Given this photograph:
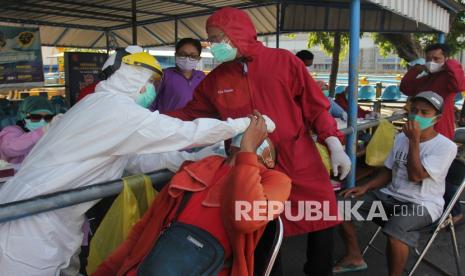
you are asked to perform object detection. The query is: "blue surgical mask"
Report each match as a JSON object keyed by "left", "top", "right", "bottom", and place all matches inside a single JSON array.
[
  {"left": 136, "top": 83, "right": 157, "bottom": 108},
  {"left": 25, "top": 119, "right": 47, "bottom": 131},
  {"left": 409, "top": 114, "right": 438, "bottom": 130},
  {"left": 210, "top": 42, "right": 237, "bottom": 63},
  {"left": 322, "top": 90, "right": 329, "bottom": 97}
]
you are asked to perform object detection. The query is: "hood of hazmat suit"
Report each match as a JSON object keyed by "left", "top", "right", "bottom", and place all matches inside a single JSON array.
[{"left": 0, "top": 45, "right": 260, "bottom": 275}]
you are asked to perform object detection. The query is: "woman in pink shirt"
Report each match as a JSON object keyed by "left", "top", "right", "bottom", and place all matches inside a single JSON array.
[{"left": 0, "top": 96, "right": 54, "bottom": 164}]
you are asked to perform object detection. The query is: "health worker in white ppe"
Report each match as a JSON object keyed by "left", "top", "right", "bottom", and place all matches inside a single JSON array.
[{"left": 0, "top": 46, "right": 275, "bottom": 276}]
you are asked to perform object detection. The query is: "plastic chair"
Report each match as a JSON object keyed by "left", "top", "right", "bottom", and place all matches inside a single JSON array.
[
  {"left": 358, "top": 85, "right": 376, "bottom": 101},
  {"left": 362, "top": 158, "right": 465, "bottom": 276},
  {"left": 254, "top": 217, "right": 284, "bottom": 276},
  {"left": 335, "top": 85, "right": 347, "bottom": 95},
  {"left": 380, "top": 85, "right": 401, "bottom": 101}
]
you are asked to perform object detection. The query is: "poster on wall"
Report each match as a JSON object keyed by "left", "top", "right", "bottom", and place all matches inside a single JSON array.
[
  {"left": 64, "top": 52, "right": 107, "bottom": 106},
  {"left": 0, "top": 26, "right": 44, "bottom": 90}
]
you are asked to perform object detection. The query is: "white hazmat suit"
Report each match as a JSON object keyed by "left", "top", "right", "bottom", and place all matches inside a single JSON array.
[{"left": 0, "top": 51, "right": 265, "bottom": 275}]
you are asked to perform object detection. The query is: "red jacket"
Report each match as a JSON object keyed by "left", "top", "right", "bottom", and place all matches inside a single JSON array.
[
  {"left": 167, "top": 7, "right": 342, "bottom": 235},
  {"left": 77, "top": 82, "right": 99, "bottom": 102},
  {"left": 93, "top": 153, "right": 291, "bottom": 276},
  {"left": 334, "top": 93, "right": 370, "bottom": 118},
  {"left": 400, "top": 59, "right": 465, "bottom": 139}
]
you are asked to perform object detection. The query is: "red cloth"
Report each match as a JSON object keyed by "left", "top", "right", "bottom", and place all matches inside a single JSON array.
[
  {"left": 167, "top": 7, "right": 343, "bottom": 235},
  {"left": 334, "top": 93, "right": 370, "bottom": 118},
  {"left": 400, "top": 59, "right": 465, "bottom": 140},
  {"left": 77, "top": 82, "right": 99, "bottom": 102},
  {"left": 93, "top": 153, "right": 291, "bottom": 276},
  {"left": 177, "top": 165, "right": 232, "bottom": 270}
]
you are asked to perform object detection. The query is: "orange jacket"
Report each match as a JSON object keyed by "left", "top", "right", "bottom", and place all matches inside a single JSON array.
[{"left": 93, "top": 153, "right": 291, "bottom": 276}]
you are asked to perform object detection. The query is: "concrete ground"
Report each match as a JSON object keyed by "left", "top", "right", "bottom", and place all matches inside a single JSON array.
[{"left": 281, "top": 198, "right": 465, "bottom": 276}]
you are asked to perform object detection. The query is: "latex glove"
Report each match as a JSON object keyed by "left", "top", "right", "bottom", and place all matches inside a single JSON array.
[
  {"left": 325, "top": 136, "right": 351, "bottom": 180},
  {"left": 228, "top": 114, "right": 276, "bottom": 135}
]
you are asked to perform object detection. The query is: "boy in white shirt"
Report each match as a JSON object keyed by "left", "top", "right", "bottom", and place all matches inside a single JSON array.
[{"left": 334, "top": 91, "right": 457, "bottom": 276}]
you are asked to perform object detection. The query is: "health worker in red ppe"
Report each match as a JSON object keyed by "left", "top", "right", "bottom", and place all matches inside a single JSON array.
[{"left": 167, "top": 7, "right": 351, "bottom": 275}]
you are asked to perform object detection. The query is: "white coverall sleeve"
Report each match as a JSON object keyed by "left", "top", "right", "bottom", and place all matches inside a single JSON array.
[
  {"left": 125, "top": 145, "right": 222, "bottom": 173},
  {"left": 114, "top": 111, "right": 249, "bottom": 156}
]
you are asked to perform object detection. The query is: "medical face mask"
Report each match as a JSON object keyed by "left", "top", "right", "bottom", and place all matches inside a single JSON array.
[
  {"left": 210, "top": 42, "right": 237, "bottom": 63},
  {"left": 176, "top": 56, "right": 199, "bottom": 72},
  {"left": 231, "top": 134, "right": 271, "bottom": 158},
  {"left": 136, "top": 83, "right": 157, "bottom": 108},
  {"left": 322, "top": 89, "right": 329, "bottom": 97},
  {"left": 25, "top": 118, "right": 47, "bottom": 131},
  {"left": 425, "top": 61, "right": 444, "bottom": 73},
  {"left": 409, "top": 114, "right": 438, "bottom": 130}
]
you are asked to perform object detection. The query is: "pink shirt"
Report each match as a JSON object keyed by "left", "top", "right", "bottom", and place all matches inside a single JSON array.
[{"left": 0, "top": 125, "right": 44, "bottom": 164}]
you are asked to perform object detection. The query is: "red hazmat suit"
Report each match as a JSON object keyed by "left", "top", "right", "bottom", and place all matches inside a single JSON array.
[
  {"left": 400, "top": 59, "right": 465, "bottom": 140},
  {"left": 167, "top": 7, "right": 343, "bottom": 235}
]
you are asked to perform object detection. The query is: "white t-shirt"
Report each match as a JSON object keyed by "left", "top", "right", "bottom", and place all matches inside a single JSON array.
[{"left": 381, "top": 133, "right": 457, "bottom": 221}]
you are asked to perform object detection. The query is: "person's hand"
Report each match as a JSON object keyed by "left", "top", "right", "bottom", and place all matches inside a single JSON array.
[
  {"left": 240, "top": 110, "right": 267, "bottom": 153},
  {"left": 403, "top": 119, "right": 421, "bottom": 142},
  {"left": 413, "top": 64, "right": 427, "bottom": 72},
  {"left": 339, "top": 186, "right": 368, "bottom": 198},
  {"left": 325, "top": 136, "right": 352, "bottom": 180}
]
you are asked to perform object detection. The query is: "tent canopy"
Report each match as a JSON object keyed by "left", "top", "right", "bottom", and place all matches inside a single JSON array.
[{"left": 0, "top": 0, "right": 462, "bottom": 48}]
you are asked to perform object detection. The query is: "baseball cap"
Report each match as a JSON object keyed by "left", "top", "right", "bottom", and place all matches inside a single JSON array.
[{"left": 412, "top": 91, "right": 443, "bottom": 113}]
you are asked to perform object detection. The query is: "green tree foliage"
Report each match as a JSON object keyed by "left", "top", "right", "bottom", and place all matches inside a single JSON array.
[{"left": 307, "top": 32, "right": 349, "bottom": 59}]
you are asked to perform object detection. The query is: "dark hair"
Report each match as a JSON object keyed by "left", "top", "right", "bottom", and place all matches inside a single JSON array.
[
  {"left": 296, "top": 50, "right": 314, "bottom": 61},
  {"left": 425, "top": 43, "right": 450, "bottom": 57},
  {"left": 175, "top": 38, "right": 202, "bottom": 55}
]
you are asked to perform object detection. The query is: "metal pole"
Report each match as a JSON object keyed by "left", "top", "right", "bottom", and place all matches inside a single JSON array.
[
  {"left": 0, "top": 170, "right": 174, "bottom": 223},
  {"left": 131, "top": 0, "right": 137, "bottom": 45},
  {"left": 276, "top": 3, "right": 280, "bottom": 48},
  {"left": 105, "top": 31, "right": 110, "bottom": 55},
  {"left": 438, "top": 33, "right": 446, "bottom": 43},
  {"left": 174, "top": 17, "right": 178, "bottom": 44},
  {"left": 345, "top": 0, "right": 360, "bottom": 188}
]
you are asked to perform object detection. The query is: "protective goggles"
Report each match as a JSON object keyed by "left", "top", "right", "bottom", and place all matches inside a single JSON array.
[{"left": 26, "top": 114, "right": 54, "bottom": 122}]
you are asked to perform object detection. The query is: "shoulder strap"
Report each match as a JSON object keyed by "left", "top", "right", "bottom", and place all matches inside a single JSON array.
[{"left": 173, "top": 191, "right": 193, "bottom": 221}]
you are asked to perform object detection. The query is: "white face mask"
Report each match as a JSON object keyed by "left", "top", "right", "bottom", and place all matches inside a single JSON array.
[
  {"left": 425, "top": 61, "right": 444, "bottom": 73},
  {"left": 175, "top": 56, "right": 199, "bottom": 72}
]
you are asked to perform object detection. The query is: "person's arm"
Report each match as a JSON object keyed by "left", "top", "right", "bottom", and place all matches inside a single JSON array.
[
  {"left": 399, "top": 65, "right": 425, "bottom": 96},
  {"left": 165, "top": 77, "right": 219, "bottom": 120},
  {"left": 125, "top": 145, "right": 222, "bottom": 174},
  {"left": 444, "top": 59, "right": 465, "bottom": 94},
  {"left": 294, "top": 62, "right": 344, "bottom": 142},
  {"left": 0, "top": 126, "right": 44, "bottom": 158},
  {"left": 403, "top": 120, "right": 430, "bottom": 182},
  {"left": 112, "top": 108, "right": 251, "bottom": 156},
  {"left": 222, "top": 152, "right": 291, "bottom": 233},
  {"left": 340, "top": 167, "right": 392, "bottom": 198}
]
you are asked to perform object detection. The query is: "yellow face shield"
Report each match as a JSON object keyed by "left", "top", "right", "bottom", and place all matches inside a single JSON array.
[{"left": 122, "top": 52, "right": 163, "bottom": 81}]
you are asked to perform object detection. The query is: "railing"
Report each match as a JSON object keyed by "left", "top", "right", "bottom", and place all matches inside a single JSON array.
[{"left": 0, "top": 114, "right": 407, "bottom": 224}]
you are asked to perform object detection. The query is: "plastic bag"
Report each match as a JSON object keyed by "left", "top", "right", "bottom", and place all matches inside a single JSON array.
[
  {"left": 86, "top": 174, "right": 157, "bottom": 274},
  {"left": 365, "top": 120, "right": 397, "bottom": 167},
  {"left": 316, "top": 142, "right": 331, "bottom": 174}
]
